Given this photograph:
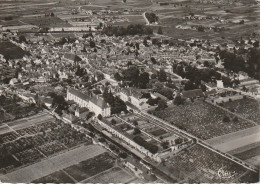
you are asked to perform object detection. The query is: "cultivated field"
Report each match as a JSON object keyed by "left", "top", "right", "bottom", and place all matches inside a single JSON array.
[
  {"left": 0, "top": 144, "right": 106, "bottom": 183},
  {"left": 63, "top": 152, "right": 116, "bottom": 182},
  {"left": 159, "top": 143, "right": 256, "bottom": 183},
  {"left": 222, "top": 98, "right": 260, "bottom": 124},
  {"left": 150, "top": 101, "right": 255, "bottom": 140},
  {"left": 0, "top": 113, "right": 92, "bottom": 174}
]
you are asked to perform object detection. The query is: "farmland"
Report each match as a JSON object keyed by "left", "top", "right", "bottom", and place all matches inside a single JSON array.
[
  {"left": 222, "top": 98, "right": 260, "bottom": 124},
  {"left": 150, "top": 101, "right": 255, "bottom": 140},
  {"left": 0, "top": 112, "right": 92, "bottom": 174},
  {"left": 159, "top": 143, "right": 255, "bottom": 183},
  {"left": 0, "top": 144, "right": 107, "bottom": 183}
]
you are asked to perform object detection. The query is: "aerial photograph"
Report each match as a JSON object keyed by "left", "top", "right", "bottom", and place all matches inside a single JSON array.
[{"left": 0, "top": 0, "right": 259, "bottom": 183}]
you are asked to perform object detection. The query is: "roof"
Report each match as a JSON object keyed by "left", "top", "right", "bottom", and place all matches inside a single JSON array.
[
  {"left": 42, "top": 97, "right": 53, "bottom": 104},
  {"left": 89, "top": 95, "right": 110, "bottom": 109},
  {"left": 182, "top": 89, "right": 204, "bottom": 99},
  {"left": 68, "top": 88, "right": 89, "bottom": 100},
  {"left": 76, "top": 107, "right": 89, "bottom": 113},
  {"left": 64, "top": 53, "right": 82, "bottom": 62}
]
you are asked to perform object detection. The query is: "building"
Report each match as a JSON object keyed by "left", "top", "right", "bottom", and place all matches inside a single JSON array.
[
  {"left": 120, "top": 88, "right": 148, "bottom": 110},
  {"left": 75, "top": 107, "right": 89, "bottom": 119},
  {"left": 67, "top": 88, "right": 111, "bottom": 117},
  {"left": 67, "top": 88, "right": 89, "bottom": 107},
  {"left": 88, "top": 95, "right": 111, "bottom": 117}
]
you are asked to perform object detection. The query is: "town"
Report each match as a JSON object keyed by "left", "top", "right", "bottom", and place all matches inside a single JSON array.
[{"left": 0, "top": 0, "right": 259, "bottom": 183}]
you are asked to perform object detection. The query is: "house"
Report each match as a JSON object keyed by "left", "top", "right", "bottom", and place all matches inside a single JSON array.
[
  {"left": 120, "top": 88, "right": 148, "bottom": 110},
  {"left": 75, "top": 107, "right": 89, "bottom": 119},
  {"left": 182, "top": 89, "right": 204, "bottom": 100},
  {"left": 63, "top": 53, "right": 82, "bottom": 65},
  {"left": 62, "top": 113, "right": 78, "bottom": 123},
  {"left": 42, "top": 97, "right": 53, "bottom": 109},
  {"left": 9, "top": 78, "right": 18, "bottom": 85}
]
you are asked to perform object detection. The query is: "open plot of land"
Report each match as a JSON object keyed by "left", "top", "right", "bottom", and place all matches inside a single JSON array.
[
  {"left": 151, "top": 101, "right": 255, "bottom": 140},
  {"left": 84, "top": 167, "right": 135, "bottom": 183},
  {"left": 222, "top": 98, "right": 260, "bottom": 124},
  {"left": 0, "top": 144, "right": 106, "bottom": 183}
]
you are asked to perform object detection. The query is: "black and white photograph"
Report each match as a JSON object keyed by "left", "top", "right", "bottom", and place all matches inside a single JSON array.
[{"left": 0, "top": 0, "right": 259, "bottom": 183}]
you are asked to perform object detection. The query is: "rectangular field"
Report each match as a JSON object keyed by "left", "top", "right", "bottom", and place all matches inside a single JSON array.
[
  {"left": 0, "top": 144, "right": 106, "bottom": 183},
  {"left": 84, "top": 167, "right": 135, "bottom": 183},
  {"left": 63, "top": 152, "right": 115, "bottom": 182},
  {"left": 150, "top": 101, "right": 255, "bottom": 140}
]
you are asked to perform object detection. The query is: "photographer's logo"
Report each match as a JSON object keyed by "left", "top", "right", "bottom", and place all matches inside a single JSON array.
[{"left": 217, "top": 167, "right": 236, "bottom": 179}]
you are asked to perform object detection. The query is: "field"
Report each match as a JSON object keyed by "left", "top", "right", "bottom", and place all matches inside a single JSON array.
[
  {"left": 0, "top": 41, "right": 29, "bottom": 60},
  {"left": 32, "top": 170, "right": 74, "bottom": 183},
  {"left": 0, "top": 144, "right": 106, "bottom": 183},
  {"left": 64, "top": 152, "right": 116, "bottom": 182},
  {"left": 0, "top": 112, "right": 92, "bottom": 174},
  {"left": 84, "top": 167, "right": 135, "bottom": 183},
  {"left": 150, "top": 101, "right": 255, "bottom": 140},
  {"left": 206, "top": 126, "right": 260, "bottom": 153},
  {"left": 159, "top": 143, "right": 255, "bottom": 183},
  {"left": 222, "top": 98, "right": 260, "bottom": 124},
  {"left": 87, "top": 0, "right": 152, "bottom": 10}
]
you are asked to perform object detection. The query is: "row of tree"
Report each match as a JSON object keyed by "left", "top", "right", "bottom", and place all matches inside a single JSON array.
[{"left": 102, "top": 24, "right": 153, "bottom": 36}]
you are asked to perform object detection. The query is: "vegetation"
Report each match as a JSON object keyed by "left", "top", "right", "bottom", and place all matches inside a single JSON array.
[
  {"left": 133, "top": 136, "right": 159, "bottom": 154},
  {"left": 103, "top": 24, "right": 153, "bottom": 36}
]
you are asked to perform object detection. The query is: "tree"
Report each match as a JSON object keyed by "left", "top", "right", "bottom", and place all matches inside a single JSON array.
[
  {"left": 19, "top": 35, "right": 27, "bottom": 43},
  {"left": 156, "top": 99, "right": 167, "bottom": 111},
  {"left": 157, "top": 26, "right": 163, "bottom": 35},
  {"left": 253, "top": 40, "right": 259, "bottom": 48},
  {"left": 161, "top": 141, "right": 169, "bottom": 149},
  {"left": 114, "top": 72, "right": 122, "bottom": 81},
  {"left": 158, "top": 69, "right": 167, "bottom": 82},
  {"left": 90, "top": 40, "right": 96, "bottom": 48},
  {"left": 119, "top": 152, "right": 128, "bottom": 159},
  {"left": 151, "top": 57, "right": 157, "bottom": 64},
  {"left": 223, "top": 115, "right": 230, "bottom": 123},
  {"left": 173, "top": 94, "right": 184, "bottom": 106},
  {"left": 139, "top": 72, "right": 150, "bottom": 88},
  {"left": 133, "top": 120, "right": 138, "bottom": 126},
  {"left": 97, "top": 114, "right": 103, "bottom": 120},
  {"left": 133, "top": 128, "right": 141, "bottom": 135},
  {"left": 111, "top": 119, "right": 117, "bottom": 125},
  {"left": 233, "top": 117, "right": 239, "bottom": 122}
]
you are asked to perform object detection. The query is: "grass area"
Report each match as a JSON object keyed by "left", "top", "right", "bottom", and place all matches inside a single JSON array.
[
  {"left": 0, "top": 41, "right": 29, "bottom": 60},
  {"left": 150, "top": 101, "right": 254, "bottom": 140}
]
